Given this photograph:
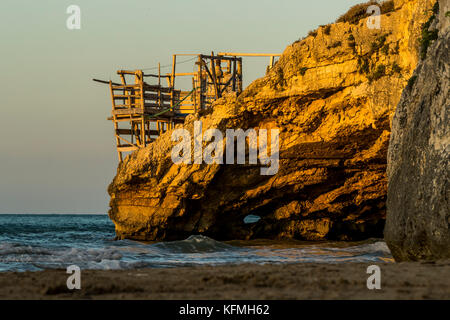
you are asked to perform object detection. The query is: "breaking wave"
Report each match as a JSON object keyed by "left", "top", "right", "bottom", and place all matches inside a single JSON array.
[{"left": 0, "top": 215, "right": 394, "bottom": 272}]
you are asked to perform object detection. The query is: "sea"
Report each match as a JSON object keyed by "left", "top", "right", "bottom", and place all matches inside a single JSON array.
[{"left": 0, "top": 214, "right": 394, "bottom": 272}]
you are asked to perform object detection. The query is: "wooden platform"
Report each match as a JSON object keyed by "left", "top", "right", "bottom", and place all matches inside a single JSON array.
[{"left": 95, "top": 52, "right": 280, "bottom": 162}]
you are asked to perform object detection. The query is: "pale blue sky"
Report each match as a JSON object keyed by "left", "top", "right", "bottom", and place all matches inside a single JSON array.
[{"left": 0, "top": 0, "right": 363, "bottom": 213}]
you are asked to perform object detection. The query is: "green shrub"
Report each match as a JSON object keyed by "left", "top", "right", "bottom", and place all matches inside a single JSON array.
[
  {"left": 381, "top": 44, "right": 390, "bottom": 55},
  {"left": 337, "top": 2, "right": 373, "bottom": 24},
  {"left": 336, "top": 0, "right": 395, "bottom": 24},
  {"left": 369, "top": 64, "right": 386, "bottom": 81},
  {"left": 380, "top": 1, "right": 395, "bottom": 13},
  {"left": 328, "top": 41, "right": 342, "bottom": 49},
  {"left": 357, "top": 56, "right": 370, "bottom": 75},
  {"left": 391, "top": 62, "right": 401, "bottom": 74},
  {"left": 370, "top": 34, "right": 388, "bottom": 54},
  {"left": 419, "top": 14, "right": 438, "bottom": 60},
  {"left": 432, "top": 1, "right": 439, "bottom": 15},
  {"left": 420, "top": 28, "right": 438, "bottom": 60},
  {"left": 347, "top": 34, "right": 356, "bottom": 50},
  {"left": 300, "top": 67, "right": 308, "bottom": 76},
  {"left": 446, "top": 11, "right": 450, "bottom": 17},
  {"left": 308, "top": 30, "right": 318, "bottom": 37}
]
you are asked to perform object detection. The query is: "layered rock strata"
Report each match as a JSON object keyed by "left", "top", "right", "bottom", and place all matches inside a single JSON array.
[{"left": 108, "top": 0, "right": 436, "bottom": 241}]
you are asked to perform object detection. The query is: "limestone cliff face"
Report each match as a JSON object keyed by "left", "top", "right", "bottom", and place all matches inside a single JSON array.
[
  {"left": 108, "top": 0, "right": 436, "bottom": 241},
  {"left": 385, "top": 0, "right": 449, "bottom": 261}
]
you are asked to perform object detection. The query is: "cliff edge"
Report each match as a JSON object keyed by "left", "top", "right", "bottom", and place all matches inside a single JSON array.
[
  {"left": 385, "top": 0, "right": 449, "bottom": 261},
  {"left": 108, "top": 0, "right": 436, "bottom": 241}
]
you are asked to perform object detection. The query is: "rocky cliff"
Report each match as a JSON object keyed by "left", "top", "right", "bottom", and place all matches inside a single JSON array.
[
  {"left": 385, "top": 0, "right": 449, "bottom": 261},
  {"left": 108, "top": 0, "right": 436, "bottom": 241}
]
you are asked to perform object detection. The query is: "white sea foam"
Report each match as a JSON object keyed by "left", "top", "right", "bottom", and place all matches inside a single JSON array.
[{"left": 0, "top": 215, "right": 394, "bottom": 272}]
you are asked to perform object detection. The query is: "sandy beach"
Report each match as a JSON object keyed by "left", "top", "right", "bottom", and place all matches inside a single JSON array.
[{"left": 1, "top": 261, "right": 449, "bottom": 300}]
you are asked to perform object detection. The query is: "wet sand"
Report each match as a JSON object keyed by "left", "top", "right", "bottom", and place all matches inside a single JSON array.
[{"left": 0, "top": 261, "right": 449, "bottom": 300}]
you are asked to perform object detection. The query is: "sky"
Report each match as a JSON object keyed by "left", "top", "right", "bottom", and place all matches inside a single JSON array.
[{"left": 0, "top": 0, "right": 364, "bottom": 214}]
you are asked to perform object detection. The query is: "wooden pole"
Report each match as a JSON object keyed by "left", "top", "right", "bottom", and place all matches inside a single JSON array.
[
  {"left": 197, "top": 55, "right": 202, "bottom": 111},
  {"left": 158, "top": 63, "right": 161, "bottom": 86},
  {"left": 158, "top": 63, "right": 162, "bottom": 108},
  {"left": 171, "top": 55, "right": 176, "bottom": 111},
  {"left": 232, "top": 59, "right": 237, "bottom": 91},
  {"left": 166, "top": 72, "right": 197, "bottom": 77},
  {"left": 140, "top": 78, "right": 145, "bottom": 147},
  {"left": 192, "top": 77, "right": 197, "bottom": 113},
  {"left": 210, "top": 51, "right": 219, "bottom": 100},
  {"left": 109, "top": 81, "right": 123, "bottom": 162},
  {"left": 237, "top": 58, "right": 243, "bottom": 92}
]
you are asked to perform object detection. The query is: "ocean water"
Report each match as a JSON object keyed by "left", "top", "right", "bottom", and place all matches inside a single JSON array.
[{"left": 0, "top": 214, "right": 394, "bottom": 272}]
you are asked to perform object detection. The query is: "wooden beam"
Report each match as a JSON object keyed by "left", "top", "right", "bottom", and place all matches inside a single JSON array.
[
  {"left": 197, "top": 55, "right": 202, "bottom": 111},
  {"left": 171, "top": 55, "right": 176, "bottom": 87},
  {"left": 143, "top": 84, "right": 172, "bottom": 93},
  {"left": 158, "top": 63, "right": 162, "bottom": 106},
  {"left": 210, "top": 52, "right": 219, "bottom": 99},
  {"left": 198, "top": 54, "right": 237, "bottom": 61},
  {"left": 117, "top": 70, "right": 140, "bottom": 75},
  {"left": 116, "top": 128, "right": 160, "bottom": 136},
  {"left": 143, "top": 74, "right": 170, "bottom": 78},
  {"left": 119, "top": 73, "right": 127, "bottom": 86},
  {"left": 143, "top": 93, "right": 171, "bottom": 100},
  {"left": 158, "top": 63, "right": 161, "bottom": 86},
  {"left": 93, "top": 79, "right": 121, "bottom": 86},
  {"left": 140, "top": 77, "right": 146, "bottom": 147},
  {"left": 232, "top": 60, "right": 237, "bottom": 91},
  {"left": 218, "top": 52, "right": 281, "bottom": 57},
  {"left": 113, "top": 94, "right": 141, "bottom": 99},
  {"left": 200, "top": 59, "right": 215, "bottom": 84},
  {"left": 111, "top": 84, "right": 140, "bottom": 89},
  {"left": 144, "top": 102, "right": 171, "bottom": 108},
  {"left": 171, "top": 55, "right": 176, "bottom": 111},
  {"left": 192, "top": 77, "right": 197, "bottom": 113},
  {"left": 112, "top": 108, "right": 143, "bottom": 115},
  {"left": 219, "top": 75, "right": 234, "bottom": 96},
  {"left": 117, "top": 145, "right": 139, "bottom": 152},
  {"left": 116, "top": 135, "right": 134, "bottom": 147},
  {"left": 109, "top": 81, "right": 123, "bottom": 162},
  {"left": 166, "top": 72, "right": 197, "bottom": 77},
  {"left": 108, "top": 116, "right": 148, "bottom": 121}
]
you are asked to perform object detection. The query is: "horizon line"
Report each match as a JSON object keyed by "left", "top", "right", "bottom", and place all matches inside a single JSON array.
[{"left": 0, "top": 212, "right": 108, "bottom": 215}]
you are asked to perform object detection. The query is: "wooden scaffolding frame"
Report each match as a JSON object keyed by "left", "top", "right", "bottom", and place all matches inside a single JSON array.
[{"left": 94, "top": 52, "right": 280, "bottom": 162}]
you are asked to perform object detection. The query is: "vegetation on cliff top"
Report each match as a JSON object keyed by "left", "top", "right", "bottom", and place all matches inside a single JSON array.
[
  {"left": 336, "top": 0, "right": 395, "bottom": 24},
  {"left": 419, "top": 2, "right": 439, "bottom": 60}
]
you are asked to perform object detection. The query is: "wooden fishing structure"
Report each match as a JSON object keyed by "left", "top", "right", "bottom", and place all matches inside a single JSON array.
[{"left": 94, "top": 52, "right": 281, "bottom": 161}]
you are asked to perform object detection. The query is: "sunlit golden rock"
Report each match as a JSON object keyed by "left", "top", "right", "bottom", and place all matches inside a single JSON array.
[{"left": 108, "top": 0, "right": 437, "bottom": 241}]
